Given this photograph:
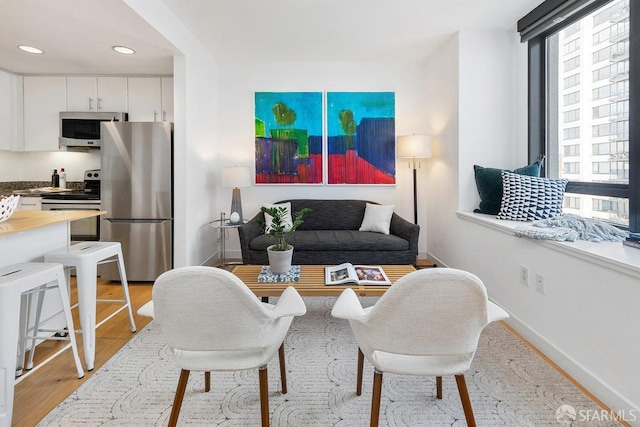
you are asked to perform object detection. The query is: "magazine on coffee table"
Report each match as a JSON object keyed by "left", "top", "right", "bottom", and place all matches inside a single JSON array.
[{"left": 325, "top": 263, "right": 391, "bottom": 286}]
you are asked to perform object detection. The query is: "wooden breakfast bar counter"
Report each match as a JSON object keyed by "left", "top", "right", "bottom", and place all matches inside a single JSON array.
[
  {"left": 0, "top": 210, "right": 105, "bottom": 240},
  {"left": 0, "top": 210, "right": 106, "bottom": 264}
]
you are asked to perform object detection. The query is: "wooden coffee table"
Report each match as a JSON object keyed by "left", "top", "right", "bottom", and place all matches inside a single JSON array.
[{"left": 232, "top": 264, "right": 416, "bottom": 297}]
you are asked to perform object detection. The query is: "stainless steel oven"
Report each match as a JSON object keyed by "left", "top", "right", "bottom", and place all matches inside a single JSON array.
[
  {"left": 41, "top": 170, "right": 102, "bottom": 244},
  {"left": 41, "top": 199, "right": 101, "bottom": 243}
]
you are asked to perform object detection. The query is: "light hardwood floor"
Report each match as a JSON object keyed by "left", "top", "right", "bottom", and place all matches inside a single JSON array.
[{"left": 12, "top": 278, "right": 153, "bottom": 427}]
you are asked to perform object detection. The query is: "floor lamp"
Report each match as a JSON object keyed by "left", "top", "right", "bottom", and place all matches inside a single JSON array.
[
  {"left": 221, "top": 166, "right": 252, "bottom": 224},
  {"left": 397, "top": 135, "right": 432, "bottom": 224}
]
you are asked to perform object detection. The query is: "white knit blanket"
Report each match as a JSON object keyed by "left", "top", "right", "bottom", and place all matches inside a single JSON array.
[{"left": 514, "top": 213, "right": 627, "bottom": 242}]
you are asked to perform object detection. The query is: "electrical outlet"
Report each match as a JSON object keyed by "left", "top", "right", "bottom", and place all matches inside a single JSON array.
[
  {"left": 535, "top": 273, "right": 545, "bottom": 294},
  {"left": 519, "top": 265, "right": 529, "bottom": 286}
]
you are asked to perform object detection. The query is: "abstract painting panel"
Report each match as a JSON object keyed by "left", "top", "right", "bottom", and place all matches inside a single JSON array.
[
  {"left": 327, "top": 92, "right": 395, "bottom": 184},
  {"left": 255, "top": 92, "right": 323, "bottom": 184}
]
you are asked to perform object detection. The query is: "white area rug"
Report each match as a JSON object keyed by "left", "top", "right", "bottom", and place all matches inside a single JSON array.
[{"left": 39, "top": 297, "right": 618, "bottom": 426}]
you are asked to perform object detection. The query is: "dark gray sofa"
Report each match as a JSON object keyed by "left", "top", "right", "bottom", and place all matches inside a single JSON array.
[{"left": 238, "top": 199, "right": 419, "bottom": 265}]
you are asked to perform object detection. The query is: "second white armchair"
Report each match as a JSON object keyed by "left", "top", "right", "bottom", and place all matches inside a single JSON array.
[{"left": 331, "top": 267, "right": 508, "bottom": 427}]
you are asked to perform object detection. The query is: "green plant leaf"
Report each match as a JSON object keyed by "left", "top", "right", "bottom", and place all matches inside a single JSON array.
[{"left": 259, "top": 206, "right": 312, "bottom": 251}]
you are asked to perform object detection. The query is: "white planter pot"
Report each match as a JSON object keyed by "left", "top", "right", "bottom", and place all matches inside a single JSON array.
[{"left": 267, "top": 245, "right": 293, "bottom": 274}]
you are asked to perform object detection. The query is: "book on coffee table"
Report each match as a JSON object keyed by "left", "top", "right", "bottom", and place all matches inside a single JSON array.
[{"left": 325, "top": 263, "right": 391, "bottom": 286}]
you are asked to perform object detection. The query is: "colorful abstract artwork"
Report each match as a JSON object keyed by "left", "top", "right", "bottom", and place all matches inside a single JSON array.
[
  {"left": 255, "top": 92, "right": 323, "bottom": 184},
  {"left": 326, "top": 92, "right": 395, "bottom": 184}
]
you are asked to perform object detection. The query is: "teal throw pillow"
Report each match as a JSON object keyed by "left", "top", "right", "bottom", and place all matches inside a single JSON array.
[{"left": 473, "top": 161, "right": 541, "bottom": 215}]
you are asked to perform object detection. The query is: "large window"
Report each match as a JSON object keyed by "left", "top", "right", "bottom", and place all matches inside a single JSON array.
[{"left": 518, "top": 0, "right": 636, "bottom": 230}]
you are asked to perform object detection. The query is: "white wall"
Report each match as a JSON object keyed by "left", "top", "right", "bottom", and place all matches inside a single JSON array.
[
  {"left": 458, "top": 30, "right": 519, "bottom": 212},
  {"left": 423, "top": 33, "right": 459, "bottom": 262},
  {"left": 214, "top": 60, "right": 430, "bottom": 259},
  {"left": 425, "top": 29, "right": 640, "bottom": 422},
  {"left": 0, "top": 150, "right": 100, "bottom": 182},
  {"left": 125, "top": 3, "right": 432, "bottom": 266},
  {"left": 125, "top": 0, "right": 219, "bottom": 267}
]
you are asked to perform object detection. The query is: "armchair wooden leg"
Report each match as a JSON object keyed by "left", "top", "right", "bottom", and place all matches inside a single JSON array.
[
  {"left": 370, "top": 369, "right": 383, "bottom": 427},
  {"left": 204, "top": 371, "right": 211, "bottom": 392},
  {"left": 436, "top": 376, "right": 442, "bottom": 399},
  {"left": 169, "top": 369, "right": 190, "bottom": 427},
  {"left": 259, "top": 366, "right": 270, "bottom": 427},
  {"left": 356, "top": 347, "right": 364, "bottom": 396},
  {"left": 455, "top": 374, "right": 476, "bottom": 427},
  {"left": 278, "top": 343, "right": 287, "bottom": 394}
]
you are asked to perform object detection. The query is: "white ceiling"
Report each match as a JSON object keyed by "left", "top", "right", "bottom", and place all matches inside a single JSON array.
[
  {"left": 0, "top": 0, "right": 177, "bottom": 75},
  {"left": 0, "top": 0, "right": 544, "bottom": 75},
  {"left": 162, "top": 0, "right": 544, "bottom": 62}
]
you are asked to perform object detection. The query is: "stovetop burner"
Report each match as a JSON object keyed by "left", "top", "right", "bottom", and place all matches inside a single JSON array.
[{"left": 42, "top": 169, "right": 101, "bottom": 201}]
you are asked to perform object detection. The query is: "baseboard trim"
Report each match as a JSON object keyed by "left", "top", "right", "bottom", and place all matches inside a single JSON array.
[
  {"left": 426, "top": 252, "right": 446, "bottom": 269},
  {"left": 503, "top": 313, "right": 637, "bottom": 427},
  {"left": 200, "top": 253, "right": 217, "bottom": 267}
]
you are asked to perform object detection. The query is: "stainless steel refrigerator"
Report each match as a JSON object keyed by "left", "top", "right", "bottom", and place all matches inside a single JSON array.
[{"left": 99, "top": 122, "right": 173, "bottom": 281}]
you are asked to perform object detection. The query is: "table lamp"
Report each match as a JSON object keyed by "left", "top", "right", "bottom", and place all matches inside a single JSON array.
[
  {"left": 397, "top": 134, "right": 432, "bottom": 224},
  {"left": 221, "top": 166, "right": 251, "bottom": 224}
]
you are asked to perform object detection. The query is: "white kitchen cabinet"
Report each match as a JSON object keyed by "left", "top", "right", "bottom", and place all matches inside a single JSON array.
[
  {"left": 16, "top": 196, "right": 42, "bottom": 211},
  {"left": 66, "top": 76, "right": 96, "bottom": 111},
  {"left": 128, "top": 77, "right": 161, "bottom": 122},
  {"left": 23, "top": 76, "right": 66, "bottom": 151},
  {"left": 0, "top": 71, "right": 22, "bottom": 151},
  {"left": 98, "top": 77, "right": 128, "bottom": 112},
  {"left": 66, "top": 76, "right": 127, "bottom": 112},
  {"left": 161, "top": 77, "right": 174, "bottom": 123}
]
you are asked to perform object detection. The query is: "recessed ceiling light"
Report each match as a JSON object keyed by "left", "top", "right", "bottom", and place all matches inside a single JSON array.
[
  {"left": 18, "top": 45, "right": 44, "bottom": 54},
  {"left": 113, "top": 46, "right": 135, "bottom": 55}
]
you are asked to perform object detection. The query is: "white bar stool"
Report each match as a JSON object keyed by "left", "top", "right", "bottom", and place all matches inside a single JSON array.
[
  {"left": 44, "top": 242, "right": 137, "bottom": 371},
  {"left": 0, "top": 262, "right": 84, "bottom": 427}
]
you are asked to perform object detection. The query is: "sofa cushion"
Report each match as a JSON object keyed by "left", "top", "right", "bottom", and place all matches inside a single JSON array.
[
  {"left": 284, "top": 199, "right": 369, "bottom": 231},
  {"left": 359, "top": 203, "right": 395, "bottom": 235},
  {"left": 249, "top": 230, "right": 409, "bottom": 252},
  {"left": 262, "top": 202, "right": 293, "bottom": 233}
]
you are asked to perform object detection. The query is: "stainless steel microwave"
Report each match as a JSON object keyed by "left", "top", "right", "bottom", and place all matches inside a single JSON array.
[{"left": 59, "top": 111, "right": 127, "bottom": 149}]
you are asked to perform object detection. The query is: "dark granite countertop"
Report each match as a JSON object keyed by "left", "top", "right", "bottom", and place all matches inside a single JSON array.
[{"left": 0, "top": 181, "right": 84, "bottom": 196}]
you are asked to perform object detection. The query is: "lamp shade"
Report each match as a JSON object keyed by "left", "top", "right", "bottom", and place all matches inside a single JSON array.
[
  {"left": 221, "top": 166, "right": 251, "bottom": 188},
  {"left": 397, "top": 134, "right": 432, "bottom": 158}
]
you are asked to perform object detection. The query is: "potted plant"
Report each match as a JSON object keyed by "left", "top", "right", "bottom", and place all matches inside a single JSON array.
[{"left": 258, "top": 205, "right": 312, "bottom": 274}]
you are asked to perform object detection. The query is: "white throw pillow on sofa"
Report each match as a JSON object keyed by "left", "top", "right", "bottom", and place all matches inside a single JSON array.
[
  {"left": 263, "top": 202, "right": 293, "bottom": 233},
  {"left": 359, "top": 203, "right": 395, "bottom": 235}
]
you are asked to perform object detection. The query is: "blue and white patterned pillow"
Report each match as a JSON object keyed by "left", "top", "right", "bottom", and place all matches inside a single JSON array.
[{"left": 497, "top": 171, "right": 568, "bottom": 221}]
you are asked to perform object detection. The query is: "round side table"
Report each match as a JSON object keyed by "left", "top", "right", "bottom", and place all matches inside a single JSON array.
[{"left": 208, "top": 219, "right": 246, "bottom": 266}]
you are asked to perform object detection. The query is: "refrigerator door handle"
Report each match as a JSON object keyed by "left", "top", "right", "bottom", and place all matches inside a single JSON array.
[{"left": 105, "top": 219, "right": 171, "bottom": 223}]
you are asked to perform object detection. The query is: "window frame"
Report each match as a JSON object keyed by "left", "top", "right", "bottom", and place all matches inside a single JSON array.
[{"left": 521, "top": 0, "right": 638, "bottom": 231}]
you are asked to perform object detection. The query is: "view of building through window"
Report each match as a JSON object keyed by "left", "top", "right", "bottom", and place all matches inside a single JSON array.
[{"left": 548, "top": 0, "right": 630, "bottom": 226}]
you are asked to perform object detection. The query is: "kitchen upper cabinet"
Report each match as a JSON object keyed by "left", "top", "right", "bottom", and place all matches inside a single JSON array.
[
  {"left": 98, "top": 77, "right": 128, "bottom": 112},
  {"left": 161, "top": 77, "right": 174, "bottom": 123},
  {"left": 128, "top": 77, "right": 173, "bottom": 122},
  {"left": 0, "top": 71, "right": 19, "bottom": 151},
  {"left": 23, "top": 76, "right": 66, "bottom": 151},
  {"left": 128, "top": 77, "right": 161, "bottom": 122},
  {"left": 66, "top": 76, "right": 127, "bottom": 112}
]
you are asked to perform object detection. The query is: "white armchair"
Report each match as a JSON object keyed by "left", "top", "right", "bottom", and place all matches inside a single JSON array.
[
  {"left": 331, "top": 267, "right": 508, "bottom": 427},
  {"left": 151, "top": 266, "right": 306, "bottom": 427}
]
